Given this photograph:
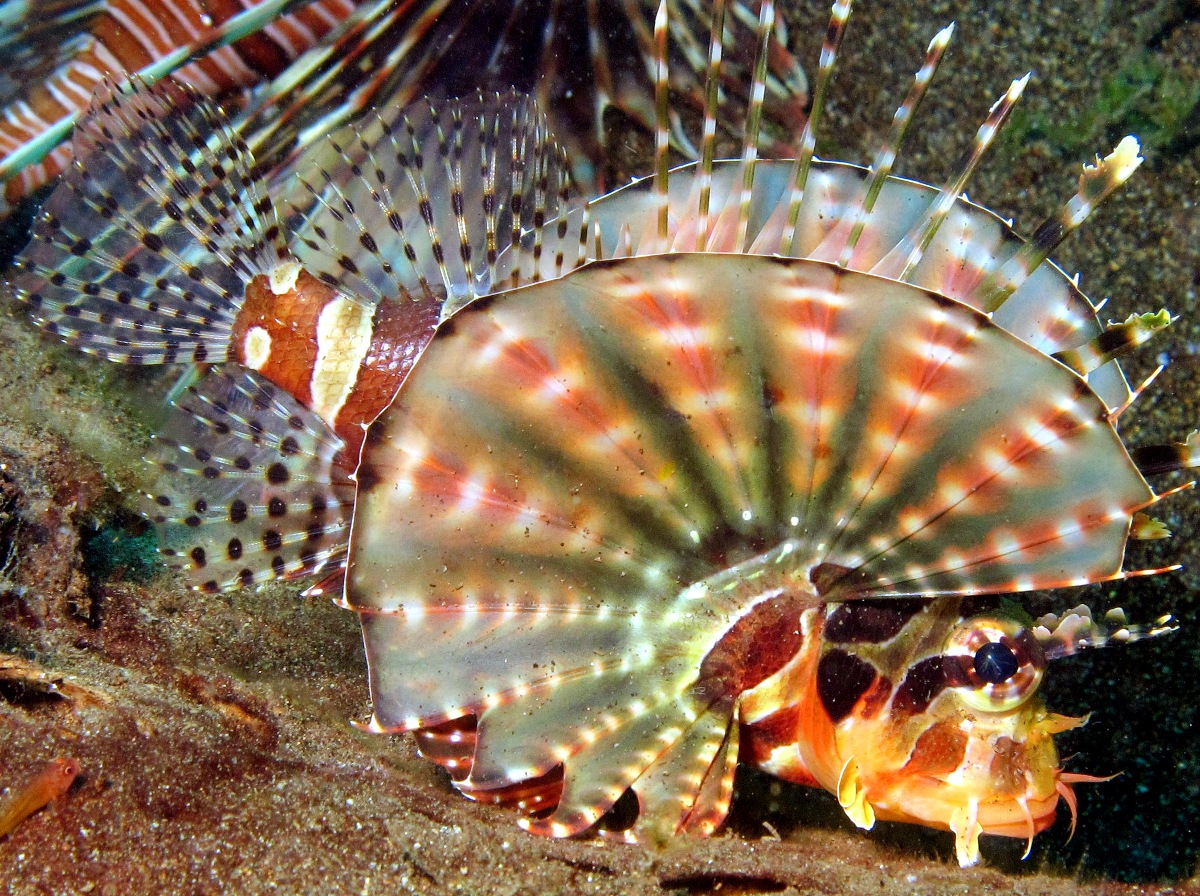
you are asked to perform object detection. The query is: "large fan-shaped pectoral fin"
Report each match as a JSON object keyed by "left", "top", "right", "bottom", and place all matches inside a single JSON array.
[{"left": 623, "top": 696, "right": 742, "bottom": 842}]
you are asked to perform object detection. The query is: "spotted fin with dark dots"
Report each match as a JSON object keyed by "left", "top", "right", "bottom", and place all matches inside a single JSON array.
[
  {"left": 9, "top": 77, "right": 288, "bottom": 365},
  {"left": 143, "top": 365, "right": 354, "bottom": 593},
  {"left": 279, "top": 89, "right": 579, "bottom": 317}
]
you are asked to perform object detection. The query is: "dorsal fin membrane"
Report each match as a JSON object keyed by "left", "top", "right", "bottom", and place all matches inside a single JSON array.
[{"left": 9, "top": 77, "right": 287, "bottom": 365}]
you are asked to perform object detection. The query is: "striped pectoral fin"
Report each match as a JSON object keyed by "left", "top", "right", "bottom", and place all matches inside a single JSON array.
[
  {"left": 625, "top": 696, "right": 741, "bottom": 841},
  {"left": 512, "top": 690, "right": 740, "bottom": 843},
  {"left": 511, "top": 701, "right": 692, "bottom": 838},
  {"left": 413, "top": 717, "right": 478, "bottom": 781},
  {"left": 142, "top": 366, "right": 354, "bottom": 592}
]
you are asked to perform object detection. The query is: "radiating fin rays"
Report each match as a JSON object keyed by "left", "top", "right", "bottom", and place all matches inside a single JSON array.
[
  {"left": 626, "top": 0, "right": 1195, "bottom": 595},
  {"left": 832, "top": 22, "right": 954, "bottom": 269},
  {"left": 7, "top": 76, "right": 582, "bottom": 594},
  {"left": 779, "top": 0, "right": 850, "bottom": 258},
  {"left": 9, "top": 78, "right": 285, "bottom": 365},
  {"left": 2, "top": 0, "right": 810, "bottom": 217},
  {"left": 729, "top": 0, "right": 775, "bottom": 254},
  {"left": 142, "top": 366, "right": 355, "bottom": 593},
  {"left": 977, "top": 136, "right": 1145, "bottom": 313},
  {"left": 13, "top": 0, "right": 1192, "bottom": 849},
  {"left": 652, "top": 0, "right": 672, "bottom": 247},
  {"left": 244, "top": 0, "right": 451, "bottom": 165},
  {"left": 285, "top": 90, "right": 577, "bottom": 315},
  {"left": 195, "top": 0, "right": 812, "bottom": 195},
  {"left": 691, "top": 0, "right": 726, "bottom": 250},
  {"left": 632, "top": 0, "right": 1145, "bottom": 352},
  {"left": 872, "top": 72, "right": 1029, "bottom": 282}
]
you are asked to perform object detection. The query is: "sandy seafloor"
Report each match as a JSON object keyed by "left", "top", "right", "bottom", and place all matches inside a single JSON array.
[{"left": 0, "top": 1, "right": 1198, "bottom": 894}]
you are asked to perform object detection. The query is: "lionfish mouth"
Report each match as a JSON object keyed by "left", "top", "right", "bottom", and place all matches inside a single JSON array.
[{"left": 5, "top": 0, "right": 1192, "bottom": 872}]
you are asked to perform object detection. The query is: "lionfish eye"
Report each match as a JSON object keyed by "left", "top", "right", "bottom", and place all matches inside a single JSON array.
[
  {"left": 944, "top": 616, "right": 1046, "bottom": 712},
  {"left": 973, "top": 641, "right": 1018, "bottom": 683}
]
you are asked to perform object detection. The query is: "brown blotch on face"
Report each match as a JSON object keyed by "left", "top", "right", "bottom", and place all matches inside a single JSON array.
[
  {"left": 739, "top": 703, "right": 806, "bottom": 771},
  {"left": 903, "top": 720, "right": 968, "bottom": 778},
  {"left": 857, "top": 673, "right": 894, "bottom": 720},
  {"left": 816, "top": 649, "right": 878, "bottom": 723},
  {"left": 825, "top": 599, "right": 928, "bottom": 643},
  {"left": 987, "top": 736, "right": 1033, "bottom": 798},
  {"left": 893, "top": 656, "right": 963, "bottom": 716}
]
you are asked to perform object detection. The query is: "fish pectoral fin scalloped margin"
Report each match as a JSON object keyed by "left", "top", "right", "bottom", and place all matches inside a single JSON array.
[{"left": 513, "top": 693, "right": 741, "bottom": 845}]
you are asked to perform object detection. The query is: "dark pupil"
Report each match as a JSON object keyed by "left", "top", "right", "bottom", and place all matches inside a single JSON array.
[{"left": 974, "top": 641, "right": 1019, "bottom": 684}]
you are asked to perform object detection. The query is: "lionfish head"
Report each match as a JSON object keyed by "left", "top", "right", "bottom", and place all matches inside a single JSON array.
[{"left": 773, "top": 598, "right": 1173, "bottom": 865}]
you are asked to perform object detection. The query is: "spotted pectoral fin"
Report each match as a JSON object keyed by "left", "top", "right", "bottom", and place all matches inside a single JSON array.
[
  {"left": 8, "top": 77, "right": 285, "bottom": 365},
  {"left": 142, "top": 365, "right": 354, "bottom": 592}
]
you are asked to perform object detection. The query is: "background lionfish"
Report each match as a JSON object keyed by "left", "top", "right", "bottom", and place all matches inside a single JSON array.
[
  {"left": 0, "top": 0, "right": 807, "bottom": 212},
  {"left": 5, "top": 0, "right": 1197, "bottom": 875}
]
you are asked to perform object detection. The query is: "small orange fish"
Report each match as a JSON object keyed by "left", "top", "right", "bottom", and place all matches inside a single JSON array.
[{"left": 0, "top": 757, "right": 79, "bottom": 838}]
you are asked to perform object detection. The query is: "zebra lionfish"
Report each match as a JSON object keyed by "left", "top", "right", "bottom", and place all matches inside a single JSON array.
[
  {"left": 7, "top": 0, "right": 1194, "bottom": 869},
  {"left": 0, "top": 0, "right": 807, "bottom": 210}
]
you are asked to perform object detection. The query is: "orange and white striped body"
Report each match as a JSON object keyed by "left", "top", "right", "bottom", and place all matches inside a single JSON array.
[{"left": 229, "top": 265, "right": 440, "bottom": 462}]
